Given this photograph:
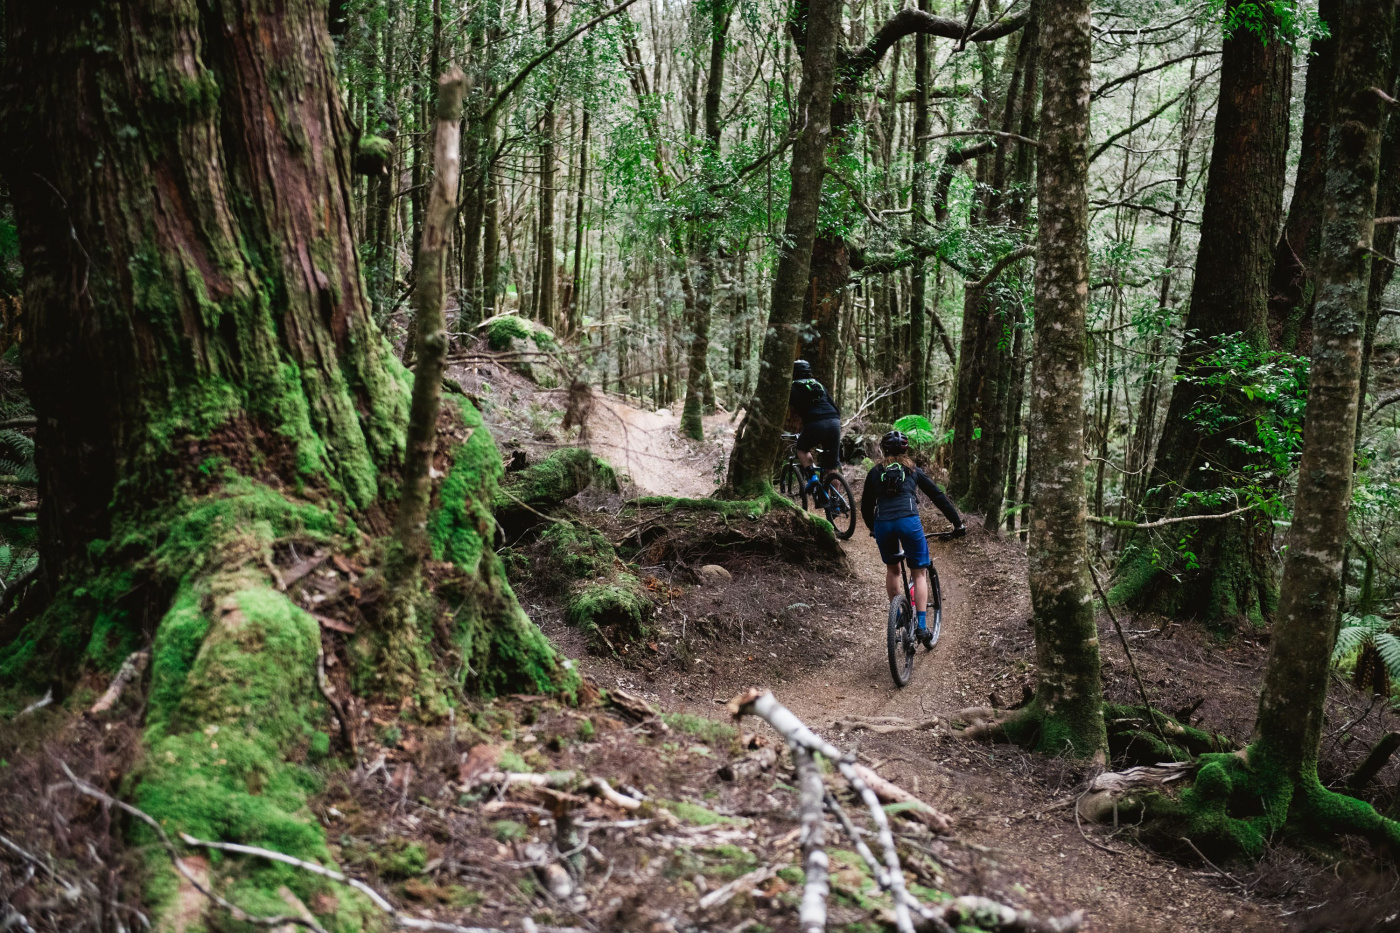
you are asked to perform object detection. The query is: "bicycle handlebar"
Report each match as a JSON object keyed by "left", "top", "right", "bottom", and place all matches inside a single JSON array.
[{"left": 927, "top": 530, "right": 965, "bottom": 542}]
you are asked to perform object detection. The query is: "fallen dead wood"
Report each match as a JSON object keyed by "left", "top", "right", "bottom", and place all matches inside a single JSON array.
[
  {"left": 728, "top": 690, "right": 1085, "bottom": 933},
  {"left": 718, "top": 744, "right": 778, "bottom": 781},
  {"left": 88, "top": 650, "right": 149, "bottom": 714},
  {"left": 697, "top": 862, "right": 788, "bottom": 911}
]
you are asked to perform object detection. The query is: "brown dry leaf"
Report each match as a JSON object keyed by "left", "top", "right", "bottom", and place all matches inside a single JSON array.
[{"left": 458, "top": 743, "right": 502, "bottom": 786}]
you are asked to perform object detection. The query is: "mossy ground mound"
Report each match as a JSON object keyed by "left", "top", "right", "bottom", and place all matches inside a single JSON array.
[{"left": 493, "top": 446, "right": 619, "bottom": 538}]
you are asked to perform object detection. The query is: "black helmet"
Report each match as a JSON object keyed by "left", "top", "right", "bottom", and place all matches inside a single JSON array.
[
  {"left": 792, "top": 359, "right": 813, "bottom": 379},
  {"left": 881, "top": 431, "right": 910, "bottom": 455}
]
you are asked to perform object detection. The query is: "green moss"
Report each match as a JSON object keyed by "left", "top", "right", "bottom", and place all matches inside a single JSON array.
[
  {"left": 495, "top": 447, "right": 619, "bottom": 517},
  {"left": 381, "top": 840, "right": 428, "bottom": 878},
  {"left": 661, "top": 712, "right": 737, "bottom": 745},
  {"left": 539, "top": 522, "right": 617, "bottom": 583},
  {"left": 662, "top": 799, "right": 739, "bottom": 827},
  {"left": 492, "top": 819, "right": 530, "bottom": 843},
  {"left": 428, "top": 398, "right": 573, "bottom": 699},
  {"left": 530, "top": 329, "right": 557, "bottom": 351},
  {"left": 632, "top": 495, "right": 778, "bottom": 519},
  {"left": 487, "top": 316, "right": 532, "bottom": 350},
  {"left": 566, "top": 577, "right": 654, "bottom": 649}
]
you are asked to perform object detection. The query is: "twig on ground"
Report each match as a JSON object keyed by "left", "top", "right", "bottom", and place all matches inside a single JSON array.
[
  {"left": 1178, "top": 836, "right": 1250, "bottom": 892},
  {"left": 315, "top": 647, "right": 357, "bottom": 758},
  {"left": 1087, "top": 564, "right": 1173, "bottom": 757},
  {"left": 729, "top": 689, "right": 916, "bottom": 933}
]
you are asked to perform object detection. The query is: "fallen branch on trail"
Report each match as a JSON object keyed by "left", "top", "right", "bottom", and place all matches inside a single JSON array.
[
  {"left": 834, "top": 714, "right": 942, "bottom": 735},
  {"left": 728, "top": 690, "right": 1083, "bottom": 933}
]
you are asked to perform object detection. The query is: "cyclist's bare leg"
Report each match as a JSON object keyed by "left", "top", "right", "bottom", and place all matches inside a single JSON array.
[
  {"left": 910, "top": 567, "right": 929, "bottom": 614},
  {"left": 885, "top": 564, "right": 901, "bottom": 600},
  {"left": 795, "top": 448, "right": 815, "bottom": 474}
]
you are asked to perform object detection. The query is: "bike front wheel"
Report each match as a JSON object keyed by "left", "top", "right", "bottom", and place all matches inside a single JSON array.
[
  {"left": 887, "top": 593, "right": 915, "bottom": 687},
  {"left": 823, "top": 473, "right": 857, "bottom": 540},
  {"left": 777, "top": 462, "right": 801, "bottom": 502}
]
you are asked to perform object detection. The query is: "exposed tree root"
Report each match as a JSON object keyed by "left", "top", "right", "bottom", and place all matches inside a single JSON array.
[
  {"left": 1082, "top": 745, "right": 1400, "bottom": 861},
  {"left": 619, "top": 495, "right": 848, "bottom": 570}
]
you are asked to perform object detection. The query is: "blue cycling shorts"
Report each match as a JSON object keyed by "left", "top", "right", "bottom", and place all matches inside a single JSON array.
[{"left": 873, "top": 515, "right": 929, "bottom": 568}]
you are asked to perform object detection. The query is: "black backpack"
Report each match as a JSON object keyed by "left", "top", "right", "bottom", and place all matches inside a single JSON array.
[{"left": 878, "top": 462, "right": 909, "bottom": 498}]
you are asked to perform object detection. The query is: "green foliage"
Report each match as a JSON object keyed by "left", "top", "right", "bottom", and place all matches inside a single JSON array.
[
  {"left": 892, "top": 414, "right": 936, "bottom": 447},
  {"left": 1206, "top": 0, "right": 1329, "bottom": 46},
  {"left": 1333, "top": 614, "right": 1400, "bottom": 695},
  {"left": 487, "top": 315, "right": 533, "bottom": 350}
]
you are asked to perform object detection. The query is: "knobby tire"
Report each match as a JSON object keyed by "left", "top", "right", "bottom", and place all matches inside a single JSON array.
[{"left": 887, "top": 593, "right": 915, "bottom": 687}]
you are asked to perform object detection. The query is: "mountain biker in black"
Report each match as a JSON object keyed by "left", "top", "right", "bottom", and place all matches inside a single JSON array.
[
  {"left": 789, "top": 359, "right": 841, "bottom": 500},
  {"left": 860, "top": 431, "right": 965, "bottom": 648}
]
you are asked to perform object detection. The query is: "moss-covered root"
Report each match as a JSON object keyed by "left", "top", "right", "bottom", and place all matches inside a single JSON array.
[
  {"left": 139, "top": 572, "right": 376, "bottom": 931},
  {"left": 1140, "top": 748, "right": 1400, "bottom": 860},
  {"left": 432, "top": 397, "right": 575, "bottom": 698},
  {"left": 493, "top": 446, "right": 619, "bottom": 537}
]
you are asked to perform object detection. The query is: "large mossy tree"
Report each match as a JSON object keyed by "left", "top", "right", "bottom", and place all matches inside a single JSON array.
[
  {"left": 1141, "top": 0, "right": 1400, "bottom": 857},
  {"left": 0, "top": 1, "right": 564, "bottom": 927},
  {"left": 1111, "top": 0, "right": 1294, "bottom": 627}
]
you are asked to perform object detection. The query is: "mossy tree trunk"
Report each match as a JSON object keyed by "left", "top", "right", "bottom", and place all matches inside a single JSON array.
[
  {"left": 0, "top": 3, "right": 563, "bottom": 926},
  {"left": 1007, "top": 0, "right": 1106, "bottom": 760},
  {"left": 1111, "top": 2, "right": 1292, "bottom": 627},
  {"left": 1158, "top": 1, "right": 1400, "bottom": 857},
  {"left": 723, "top": 0, "right": 842, "bottom": 497}
]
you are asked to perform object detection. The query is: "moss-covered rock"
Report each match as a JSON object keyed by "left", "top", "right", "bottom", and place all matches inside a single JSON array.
[{"left": 486, "top": 315, "right": 532, "bottom": 351}]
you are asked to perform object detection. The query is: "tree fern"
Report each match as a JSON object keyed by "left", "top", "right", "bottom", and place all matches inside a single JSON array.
[{"left": 1334, "top": 615, "right": 1400, "bottom": 695}]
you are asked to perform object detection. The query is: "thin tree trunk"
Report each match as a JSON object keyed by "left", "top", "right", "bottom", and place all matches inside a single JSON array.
[
  {"left": 1013, "top": 0, "right": 1105, "bottom": 759},
  {"left": 537, "top": 0, "right": 558, "bottom": 328},
  {"left": 395, "top": 68, "right": 465, "bottom": 580},
  {"left": 724, "top": 0, "right": 842, "bottom": 497},
  {"left": 569, "top": 109, "right": 590, "bottom": 336}
]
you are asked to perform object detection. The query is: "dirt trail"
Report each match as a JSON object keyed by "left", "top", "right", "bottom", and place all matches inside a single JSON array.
[
  {"left": 585, "top": 395, "right": 734, "bottom": 498},
  {"left": 566, "top": 397, "right": 1279, "bottom": 933}
]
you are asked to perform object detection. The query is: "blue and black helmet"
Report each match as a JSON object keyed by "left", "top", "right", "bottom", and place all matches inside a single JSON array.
[{"left": 792, "top": 359, "right": 813, "bottom": 379}]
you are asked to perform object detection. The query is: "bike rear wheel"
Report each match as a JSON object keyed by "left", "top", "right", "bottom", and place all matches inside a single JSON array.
[
  {"left": 887, "top": 593, "right": 915, "bottom": 687},
  {"left": 823, "top": 473, "right": 856, "bottom": 540}
]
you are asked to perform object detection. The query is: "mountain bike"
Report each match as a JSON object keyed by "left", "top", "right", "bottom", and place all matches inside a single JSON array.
[
  {"left": 887, "top": 531, "right": 955, "bottom": 688},
  {"left": 776, "top": 433, "right": 856, "bottom": 540}
]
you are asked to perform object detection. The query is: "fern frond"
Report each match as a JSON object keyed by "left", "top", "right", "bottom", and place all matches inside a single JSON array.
[
  {"left": 1374, "top": 634, "right": 1400, "bottom": 688},
  {"left": 1334, "top": 624, "right": 1372, "bottom": 664}
]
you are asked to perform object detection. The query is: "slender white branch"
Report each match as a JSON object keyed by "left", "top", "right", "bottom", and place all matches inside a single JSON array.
[{"left": 794, "top": 746, "right": 829, "bottom": 932}]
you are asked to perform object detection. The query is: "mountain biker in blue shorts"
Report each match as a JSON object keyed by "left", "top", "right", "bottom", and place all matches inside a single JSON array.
[
  {"left": 860, "top": 431, "right": 965, "bottom": 648},
  {"left": 789, "top": 359, "right": 841, "bottom": 500}
]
